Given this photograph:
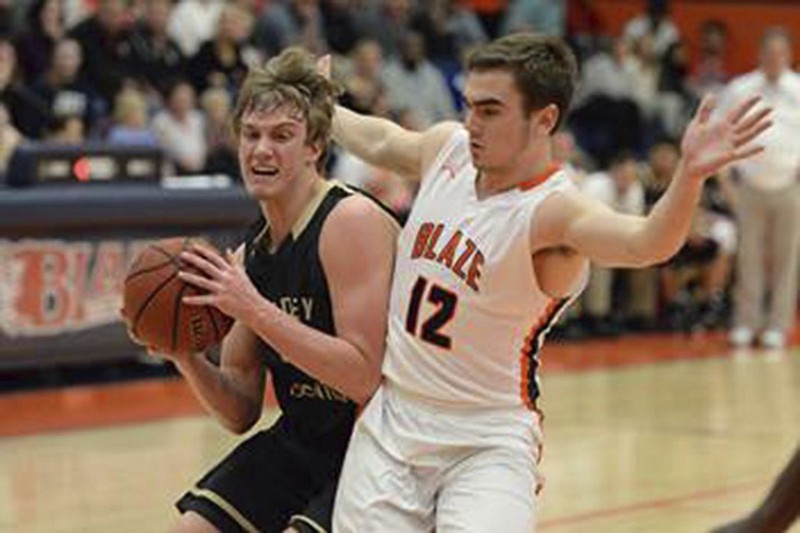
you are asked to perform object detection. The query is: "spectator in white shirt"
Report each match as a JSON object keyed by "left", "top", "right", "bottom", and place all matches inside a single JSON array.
[{"left": 153, "top": 79, "right": 207, "bottom": 174}]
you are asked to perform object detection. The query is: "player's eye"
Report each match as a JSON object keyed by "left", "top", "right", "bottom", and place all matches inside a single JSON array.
[{"left": 273, "top": 130, "right": 294, "bottom": 142}]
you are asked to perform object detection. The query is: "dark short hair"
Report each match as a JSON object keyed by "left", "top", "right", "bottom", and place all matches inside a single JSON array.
[{"left": 466, "top": 33, "right": 578, "bottom": 132}]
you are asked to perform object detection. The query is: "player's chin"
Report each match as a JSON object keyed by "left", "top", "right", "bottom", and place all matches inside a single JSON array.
[{"left": 244, "top": 178, "right": 283, "bottom": 199}]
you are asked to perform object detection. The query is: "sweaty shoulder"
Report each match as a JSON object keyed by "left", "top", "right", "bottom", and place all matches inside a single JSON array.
[
  {"left": 420, "top": 121, "right": 465, "bottom": 177},
  {"left": 529, "top": 183, "right": 596, "bottom": 254},
  {"left": 319, "top": 193, "right": 400, "bottom": 258}
]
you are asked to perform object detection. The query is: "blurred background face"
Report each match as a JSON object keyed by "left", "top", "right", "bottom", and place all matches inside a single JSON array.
[
  {"left": 400, "top": 32, "right": 425, "bottom": 67},
  {"left": 97, "top": 0, "right": 128, "bottom": 33},
  {"left": 649, "top": 142, "right": 679, "bottom": 181},
  {"left": 144, "top": 0, "right": 172, "bottom": 34},
  {"left": 169, "top": 83, "right": 196, "bottom": 116},
  {"left": 760, "top": 32, "right": 792, "bottom": 81},
  {"left": 611, "top": 158, "right": 638, "bottom": 193},
  {"left": 219, "top": 6, "right": 253, "bottom": 43},
  {"left": 0, "top": 39, "right": 17, "bottom": 83},
  {"left": 201, "top": 89, "right": 231, "bottom": 124},
  {"left": 40, "top": 0, "right": 63, "bottom": 36},
  {"left": 52, "top": 39, "right": 82, "bottom": 80},
  {"left": 384, "top": 0, "right": 410, "bottom": 20},
  {"left": 700, "top": 20, "right": 727, "bottom": 55},
  {"left": 353, "top": 40, "right": 382, "bottom": 78}
]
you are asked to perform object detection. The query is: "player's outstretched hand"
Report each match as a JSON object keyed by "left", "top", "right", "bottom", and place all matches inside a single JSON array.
[
  {"left": 178, "top": 244, "right": 262, "bottom": 324},
  {"left": 681, "top": 94, "right": 772, "bottom": 181}
]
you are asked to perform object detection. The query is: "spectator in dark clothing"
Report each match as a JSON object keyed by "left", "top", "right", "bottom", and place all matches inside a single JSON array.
[
  {"left": 14, "top": 0, "right": 65, "bottom": 83},
  {"left": 188, "top": 4, "right": 252, "bottom": 96},
  {"left": 67, "top": 0, "right": 134, "bottom": 108},
  {"left": 320, "top": 0, "right": 364, "bottom": 55},
  {"left": 0, "top": 36, "right": 50, "bottom": 138},
  {"left": 126, "top": 0, "right": 185, "bottom": 98},
  {"left": 29, "top": 39, "right": 102, "bottom": 139},
  {"left": 253, "top": 0, "right": 328, "bottom": 58}
]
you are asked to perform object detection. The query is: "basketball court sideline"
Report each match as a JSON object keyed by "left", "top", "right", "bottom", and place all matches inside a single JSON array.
[{"left": 0, "top": 332, "right": 798, "bottom": 533}]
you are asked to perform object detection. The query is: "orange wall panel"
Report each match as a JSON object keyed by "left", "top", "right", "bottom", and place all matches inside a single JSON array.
[{"left": 589, "top": 0, "right": 800, "bottom": 74}]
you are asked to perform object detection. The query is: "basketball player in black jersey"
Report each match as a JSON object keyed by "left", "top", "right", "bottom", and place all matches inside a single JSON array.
[{"left": 139, "top": 48, "right": 400, "bottom": 533}]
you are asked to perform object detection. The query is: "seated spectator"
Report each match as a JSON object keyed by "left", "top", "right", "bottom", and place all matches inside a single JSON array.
[
  {"left": 29, "top": 39, "right": 102, "bottom": 139},
  {"left": 0, "top": 102, "right": 23, "bottom": 175},
  {"left": 153, "top": 79, "right": 207, "bottom": 175},
  {"left": 67, "top": 0, "right": 134, "bottom": 110},
  {"left": 168, "top": 0, "right": 223, "bottom": 58},
  {"left": 126, "top": 0, "right": 186, "bottom": 99},
  {"left": 383, "top": 30, "right": 457, "bottom": 128},
  {"left": 200, "top": 86, "right": 238, "bottom": 179},
  {"left": 340, "top": 38, "right": 388, "bottom": 115},
  {"left": 254, "top": 0, "right": 329, "bottom": 58},
  {"left": 579, "top": 151, "right": 653, "bottom": 333},
  {"left": 659, "top": 202, "right": 736, "bottom": 331},
  {"left": 690, "top": 18, "right": 731, "bottom": 98},
  {"left": 0, "top": 37, "right": 50, "bottom": 139},
  {"left": 643, "top": 140, "right": 736, "bottom": 331},
  {"left": 411, "top": 0, "right": 488, "bottom": 67},
  {"left": 500, "top": 0, "right": 565, "bottom": 37},
  {"left": 623, "top": 0, "right": 680, "bottom": 59},
  {"left": 657, "top": 40, "right": 696, "bottom": 139},
  {"left": 320, "top": 0, "right": 366, "bottom": 55},
  {"left": 14, "top": 0, "right": 65, "bottom": 84},
  {"left": 106, "top": 87, "right": 158, "bottom": 146},
  {"left": 358, "top": 0, "right": 415, "bottom": 58},
  {"left": 44, "top": 115, "right": 85, "bottom": 144},
  {"left": 568, "top": 36, "right": 644, "bottom": 168},
  {"left": 187, "top": 3, "right": 253, "bottom": 96}
]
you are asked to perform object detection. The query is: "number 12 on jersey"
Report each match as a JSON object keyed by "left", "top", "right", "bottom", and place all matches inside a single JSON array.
[{"left": 405, "top": 276, "right": 458, "bottom": 350}]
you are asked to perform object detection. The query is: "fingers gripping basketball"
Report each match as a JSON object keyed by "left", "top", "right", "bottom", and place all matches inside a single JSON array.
[{"left": 122, "top": 237, "right": 234, "bottom": 354}]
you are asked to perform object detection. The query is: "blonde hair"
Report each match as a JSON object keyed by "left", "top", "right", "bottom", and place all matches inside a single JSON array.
[
  {"left": 113, "top": 88, "right": 148, "bottom": 127},
  {"left": 232, "top": 47, "right": 340, "bottom": 170}
]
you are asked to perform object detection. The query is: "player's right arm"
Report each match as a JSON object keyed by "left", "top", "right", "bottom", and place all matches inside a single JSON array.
[
  {"left": 171, "top": 321, "right": 266, "bottom": 434},
  {"left": 332, "top": 104, "right": 460, "bottom": 182}
]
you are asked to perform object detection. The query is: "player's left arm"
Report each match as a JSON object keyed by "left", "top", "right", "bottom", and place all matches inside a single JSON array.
[
  {"left": 260, "top": 196, "right": 399, "bottom": 403},
  {"left": 533, "top": 94, "right": 771, "bottom": 268},
  {"left": 180, "top": 196, "right": 398, "bottom": 404}
]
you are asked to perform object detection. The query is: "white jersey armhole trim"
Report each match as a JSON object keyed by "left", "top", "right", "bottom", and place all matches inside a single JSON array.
[
  {"left": 524, "top": 171, "right": 591, "bottom": 299},
  {"left": 419, "top": 128, "right": 469, "bottom": 188}
]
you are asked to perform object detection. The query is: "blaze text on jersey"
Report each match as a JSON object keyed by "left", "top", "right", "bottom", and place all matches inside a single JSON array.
[{"left": 411, "top": 222, "right": 485, "bottom": 292}]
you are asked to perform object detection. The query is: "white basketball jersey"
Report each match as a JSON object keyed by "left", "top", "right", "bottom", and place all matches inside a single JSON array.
[{"left": 383, "top": 129, "right": 584, "bottom": 410}]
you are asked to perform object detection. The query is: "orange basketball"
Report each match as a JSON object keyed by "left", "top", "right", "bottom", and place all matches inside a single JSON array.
[{"left": 122, "top": 237, "right": 233, "bottom": 353}]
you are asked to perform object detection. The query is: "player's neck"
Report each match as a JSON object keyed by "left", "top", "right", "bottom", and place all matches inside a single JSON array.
[
  {"left": 477, "top": 150, "right": 553, "bottom": 199},
  {"left": 260, "top": 170, "right": 323, "bottom": 250}
]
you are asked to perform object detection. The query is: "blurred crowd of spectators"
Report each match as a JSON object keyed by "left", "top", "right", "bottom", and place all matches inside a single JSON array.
[{"left": 1, "top": 0, "right": 795, "bottom": 342}]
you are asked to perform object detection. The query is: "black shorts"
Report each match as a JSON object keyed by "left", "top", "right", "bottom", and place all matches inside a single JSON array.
[{"left": 176, "top": 422, "right": 340, "bottom": 533}]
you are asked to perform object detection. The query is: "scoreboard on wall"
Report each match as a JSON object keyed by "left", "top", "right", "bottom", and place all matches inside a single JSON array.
[{"left": 5, "top": 143, "right": 163, "bottom": 187}]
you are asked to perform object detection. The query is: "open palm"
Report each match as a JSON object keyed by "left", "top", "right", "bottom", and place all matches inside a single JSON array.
[{"left": 681, "top": 94, "right": 772, "bottom": 181}]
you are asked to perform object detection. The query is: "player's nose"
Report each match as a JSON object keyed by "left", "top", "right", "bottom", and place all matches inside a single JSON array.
[{"left": 252, "top": 137, "right": 276, "bottom": 159}]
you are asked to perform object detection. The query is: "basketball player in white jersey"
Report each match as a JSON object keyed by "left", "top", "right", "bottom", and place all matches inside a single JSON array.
[{"left": 325, "top": 33, "right": 772, "bottom": 532}]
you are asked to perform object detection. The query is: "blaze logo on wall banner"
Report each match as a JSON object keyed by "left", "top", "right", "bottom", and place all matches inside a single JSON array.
[{"left": 0, "top": 239, "right": 155, "bottom": 338}]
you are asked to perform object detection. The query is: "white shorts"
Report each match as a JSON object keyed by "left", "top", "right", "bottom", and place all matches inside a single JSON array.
[{"left": 333, "top": 384, "right": 544, "bottom": 533}]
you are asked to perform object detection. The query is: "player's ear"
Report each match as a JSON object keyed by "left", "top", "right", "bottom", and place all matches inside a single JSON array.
[
  {"left": 306, "top": 139, "right": 324, "bottom": 166},
  {"left": 532, "top": 104, "right": 559, "bottom": 136}
]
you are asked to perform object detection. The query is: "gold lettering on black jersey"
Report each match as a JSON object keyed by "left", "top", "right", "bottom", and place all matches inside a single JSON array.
[
  {"left": 278, "top": 296, "right": 315, "bottom": 322},
  {"left": 289, "top": 381, "right": 349, "bottom": 402}
]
